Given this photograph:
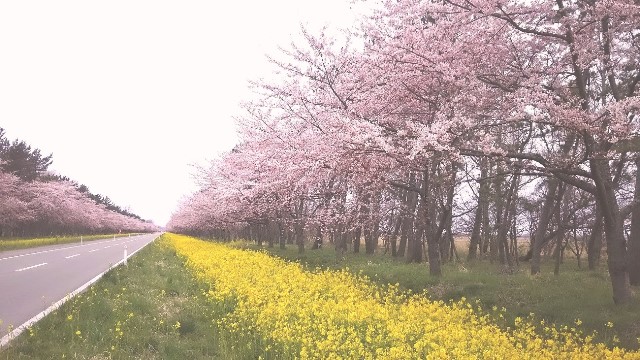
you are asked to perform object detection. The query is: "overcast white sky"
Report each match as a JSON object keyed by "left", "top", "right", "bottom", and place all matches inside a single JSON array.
[{"left": 0, "top": 1, "right": 370, "bottom": 226}]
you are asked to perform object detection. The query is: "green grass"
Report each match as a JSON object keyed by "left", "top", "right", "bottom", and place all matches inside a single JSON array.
[
  {"left": 0, "top": 234, "right": 140, "bottom": 252},
  {"left": 241, "top": 243, "right": 640, "bottom": 350},
  {"left": 0, "top": 234, "right": 250, "bottom": 359}
]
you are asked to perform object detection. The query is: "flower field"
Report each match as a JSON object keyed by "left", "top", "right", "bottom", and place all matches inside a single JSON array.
[{"left": 168, "top": 234, "right": 640, "bottom": 359}]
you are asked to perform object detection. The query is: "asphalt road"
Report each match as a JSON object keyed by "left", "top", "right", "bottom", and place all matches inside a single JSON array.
[{"left": 0, "top": 233, "right": 160, "bottom": 338}]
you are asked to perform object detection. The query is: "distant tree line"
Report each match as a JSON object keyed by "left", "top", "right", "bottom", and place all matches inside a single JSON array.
[
  {"left": 0, "top": 128, "right": 53, "bottom": 182},
  {"left": 0, "top": 127, "right": 156, "bottom": 237}
]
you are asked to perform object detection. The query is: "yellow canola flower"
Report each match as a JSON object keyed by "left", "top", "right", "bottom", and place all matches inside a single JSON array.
[{"left": 165, "top": 234, "right": 640, "bottom": 360}]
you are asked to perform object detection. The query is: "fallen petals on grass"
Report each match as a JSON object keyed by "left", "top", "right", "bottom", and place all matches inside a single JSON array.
[{"left": 167, "top": 234, "right": 640, "bottom": 360}]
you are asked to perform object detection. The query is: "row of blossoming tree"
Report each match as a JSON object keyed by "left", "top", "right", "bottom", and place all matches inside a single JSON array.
[
  {"left": 0, "top": 128, "right": 157, "bottom": 237},
  {"left": 169, "top": 0, "right": 640, "bottom": 304}
]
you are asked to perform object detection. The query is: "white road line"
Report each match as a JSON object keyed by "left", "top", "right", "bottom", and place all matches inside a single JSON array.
[
  {"left": 15, "top": 263, "right": 48, "bottom": 272},
  {"left": 89, "top": 249, "right": 100, "bottom": 253},
  {"left": 0, "top": 234, "right": 160, "bottom": 348},
  {"left": 65, "top": 254, "right": 81, "bottom": 259},
  {"left": 0, "top": 235, "right": 145, "bottom": 262},
  {"left": 103, "top": 246, "right": 111, "bottom": 249}
]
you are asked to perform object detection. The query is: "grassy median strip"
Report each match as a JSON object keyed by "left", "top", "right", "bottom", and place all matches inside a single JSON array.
[
  {"left": 0, "top": 234, "right": 228, "bottom": 360},
  {"left": 0, "top": 234, "right": 137, "bottom": 252}
]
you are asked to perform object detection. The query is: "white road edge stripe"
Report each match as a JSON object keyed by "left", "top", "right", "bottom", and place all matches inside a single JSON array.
[
  {"left": 65, "top": 254, "right": 81, "bottom": 259},
  {"left": 15, "top": 263, "right": 48, "bottom": 272},
  {"left": 0, "top": 234, "right": 160, "bottom": 348}
]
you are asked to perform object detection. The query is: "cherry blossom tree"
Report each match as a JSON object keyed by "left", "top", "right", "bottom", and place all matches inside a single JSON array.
[
  {"left": 0, "top": 172, "right": 156, "bottom": 237},
  {"left": 169, "top": 0, "right": 640, "bottom": 304},
  {"left": 0, "top": 171, "right": 32, "bottom": 236}
]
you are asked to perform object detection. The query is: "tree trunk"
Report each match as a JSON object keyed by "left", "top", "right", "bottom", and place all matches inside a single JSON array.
[
  {"left": 439, "top": 164, "right": 457, "bottom": 262},
  {"left": 511, "top": 220, "right": 519, "bottom": 266},
  {"left": 407, "top": 174, "right": 424, "bottom": 263},
  {"left": 398, "top": 212, "right": 409, "bottom": 257},
  {"left": 369, "top": 193, "right": 381, "bottom": 254},
  {"left": 335, "top": 228, "right": 347, "bottom": 260},
  {"left": 467, "top": 202, "right": 483, "bottom": 261},
  {"left": 531, "top": 178, "right": 560, "bottom": 275},
  {"left": 399, "top": 175, "right": 418, "bottom": 258},
  {"left": 426, "top": 235, "right": 441, "bottom": 276},
  {"left": 469, "top": 157, "right": 489, "bottom": 258},
  {"left": 591, "top": 158, "right": 632, "bottom": 304},
  {"left": 408, "top": 224, "right": 424, "bottom": 263},
  {"left": 287, "top": 229, "right": 294, "bottom": 245},
  {"left": 587, "top": 205, "right": 603, "bottom": 270},
  {"left": 553, "top": 236, "right": 563, "bottom": 276},
  {"left": 433, "top": 212, "right": 448, "bottom": 264},
  {"left": 391, "top": 217, "right": 401, "bottom": 257},
  {"left": 369, "top": 219, "right": 380, "bottom": 254},
  {"left": 311, "top": 226, "right": 322, "bottom": 250},
  {"left": 481, "top": 185, "right": 491, "bottom": 256},
  {"left": 278, "top": 222, "right": 286, "bottom": 250},
  {"left": 364, "top": 227, "right": 374, "bottom": 254},
  {"left": 553, "top": 191, "right": 564, "bottom": 276},
  {"left": 295, "top": 223, "right": 304, "bottom": 254},
  {"left": 267, "top": 222, "right": 274, "bottom": 248},
  {"left": 492, "top": 162, "right": 504, "bottom": 264},
  {"left": 497, "top": 173, "right": 518, "bottom": 268},
  {"left": 360, "top": 192, "right": 377, "bottom": 254},
  {"left": 422, "top": 167, "right": 440, "bottom": 274},
  {"left": 628, "top": 157, "right": 640, "bottom": 285},
  {"left": 450, "top": 234, "right": 459, "bottom": 262},
  {"left": 294, "top": 198, "right": 305, "bottom": 254},
  {"left": 257, "top": 224, "right": 264, "bottom": 246},
  {"left": 353, "top": 226, "right": 361, "bottom": 254}
]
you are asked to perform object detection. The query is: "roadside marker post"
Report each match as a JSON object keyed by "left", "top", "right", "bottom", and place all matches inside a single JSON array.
[
  {"left": 124, "top": 245, "right": 128, "bottom": 266},
  {"left": 80, "top": 236, "right": 83, "bottom": 245}
]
